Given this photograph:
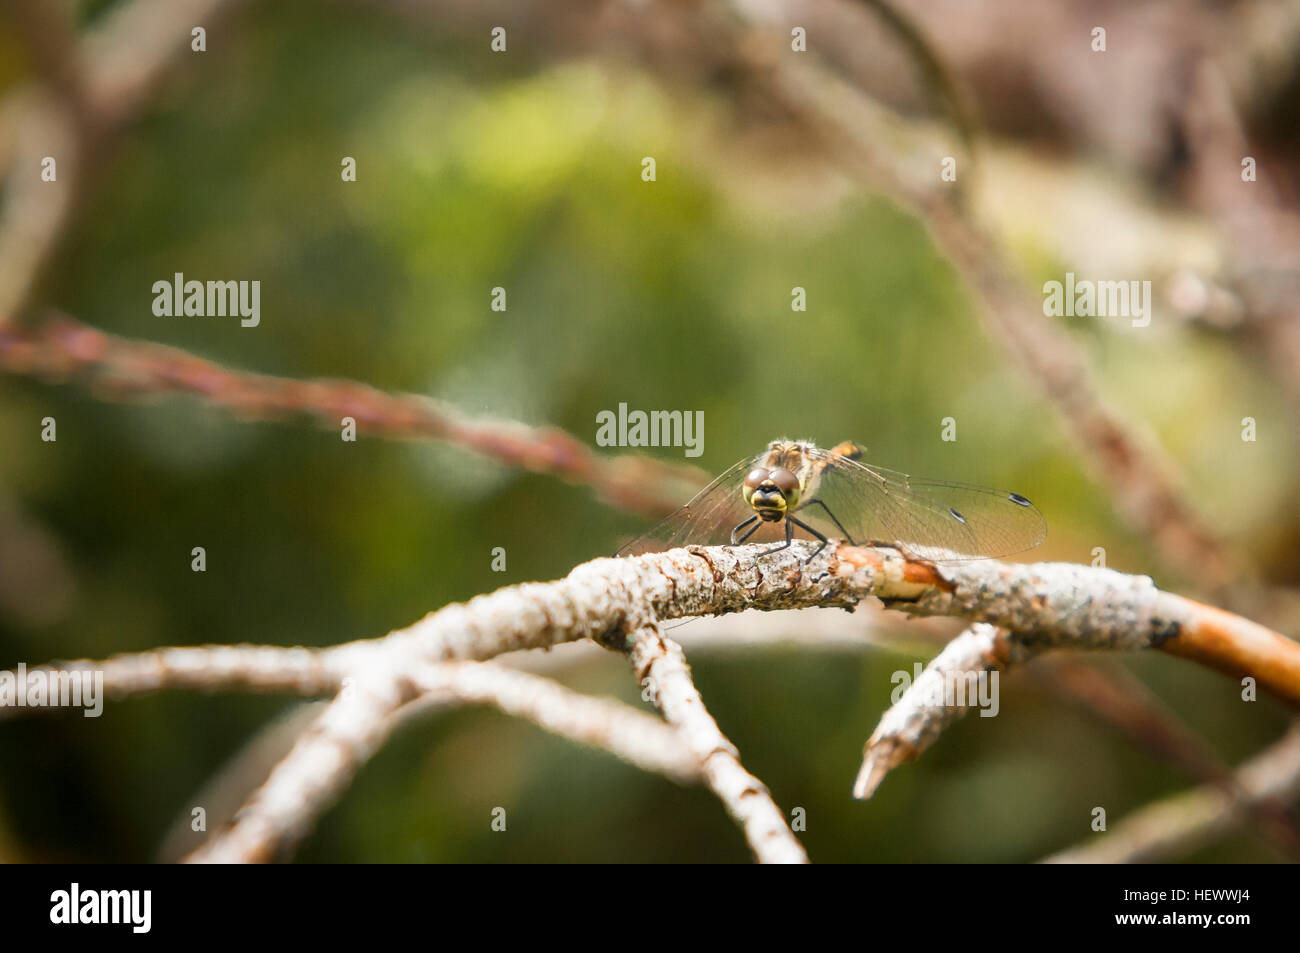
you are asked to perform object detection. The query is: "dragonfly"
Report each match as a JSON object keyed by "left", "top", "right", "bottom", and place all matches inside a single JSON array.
[{"left": 618, "top": 439, "right": 1046, "bottom": 564}]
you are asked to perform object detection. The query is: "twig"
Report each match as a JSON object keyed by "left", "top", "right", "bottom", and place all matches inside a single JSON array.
[
  {"left": 186, "top": 663, "right": 419, "bottom": 863},
  {"left": 625, "top": 625, "right": 808, "bottom": 863},
  {"left": 0, "top": 643, "right": 341, "bottom": 721},
  {"left": 850, "top": 618, "right": 1300, "bottom": 856},
  {"left": 1042, "top": 721, "right": 1300, "bottom": 864},
  {"left": 854, "top": 622, "right": 1035, "bottom": 798},
  {"left": 185, "top": 658, "right": 701, "bottom": 863},
  {"left": 855, "top": 0, "right": 979, "bottom": 156},
  {"left": 398, "top": 661, "right": 701, "bottom": 785}
]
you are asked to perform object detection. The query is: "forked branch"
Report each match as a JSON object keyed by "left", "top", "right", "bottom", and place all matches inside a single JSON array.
[{"left": 5, "top": 540, "right": 1297, "bottom": 861}]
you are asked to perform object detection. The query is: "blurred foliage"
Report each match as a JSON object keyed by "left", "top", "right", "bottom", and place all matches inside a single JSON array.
[{"left": 0, "top": 1, "right": 1294, "bottom": 862}]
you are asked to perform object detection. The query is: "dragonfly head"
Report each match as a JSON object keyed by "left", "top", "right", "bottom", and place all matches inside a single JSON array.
[{"left": 743, "top": 466, "right": 801, "bottom": 521}]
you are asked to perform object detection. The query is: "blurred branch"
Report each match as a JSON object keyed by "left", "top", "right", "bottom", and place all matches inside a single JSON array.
[
  {"left": 158, "top": 700, "right": 327, "bottom": 862},
  {"left": 0, "top": 89, "right": 82, "bottom": 329},
  {"left": 734, "top": 32, "right": 1240, "bottom": 593},
  {"left": 1042, "top": 720, "right": 1300, "bottom": 864},
  {"left": 377, "top": 0, "right": 1246, "bottom": 592},
  {"left": 79, "top": 0, "right": 247, "bottom": 128},
  {"left": 854, "top": 0, "right": 978, "bottom": 157},
  {"left": 0, "top": 0, "right": 247, "bottom": 328},
  {"left": 1027, "top": 656, "right": 1300, "bottom": 857},
  {"left": 0, "top": 311, "right": 706, "bottom": 516},
  {"left": 0, "top": 0, "right": 88, "bottom": 326},
  {"left": 1180, "top": 55, "right": 1300, "bottom": 420}
]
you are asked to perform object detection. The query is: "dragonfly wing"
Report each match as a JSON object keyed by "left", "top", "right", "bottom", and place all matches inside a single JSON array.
[
  {"left": 616, "top": 454, "right": 788, "bottom": 555},
  {"left": 799, "top": 451, "right": 1046, "bottom": 562}
]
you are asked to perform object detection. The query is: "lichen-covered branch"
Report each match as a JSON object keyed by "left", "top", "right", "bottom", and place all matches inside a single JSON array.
[
  {"left": 185, "top": 663, "right": 419, "bottom": 863},
  {"left": 184, "top": 659, "right": 701, "bottom": 863},
  {"left": 853, "top": 622, "right": 1037, "bottom": 799},
  {"left": 6, "top": 540, "right": 1298, "bottom": 862},
  {"left": 8, "top": 542, "right": 1299, "bottom": 714},
  {"left": 625, "top": 626, "right": 808, "bottom": 864}
]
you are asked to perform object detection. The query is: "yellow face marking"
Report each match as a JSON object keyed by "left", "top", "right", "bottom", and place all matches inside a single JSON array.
[{"left": 746, "top": 439, "right": 868, "bottom": 522}]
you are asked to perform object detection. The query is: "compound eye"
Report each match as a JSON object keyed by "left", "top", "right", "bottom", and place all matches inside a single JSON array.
[
  {"left": 743, "top": 468, "right": 770, "bottom": 490},
  {"left": 769, "top": 468, "right": 799, "bottom": 496}
]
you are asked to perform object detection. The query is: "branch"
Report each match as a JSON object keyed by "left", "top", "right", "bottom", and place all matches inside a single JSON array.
[
  {"left": 7, "top": 542, "right": 1297, "bottom": 861},
  {"left": 854, "top": 622, "right": 1035, "bottom": 798},
  {"left": 9, "top": 542, "right": 1299, "bottom": 716},
  {"left": 0, "top": 643, "right": 340, "bottom": 721},
  {"left": 398, "top": 661, "right": 701, "bottom": 785},
  {"left": 850, "top": 618, "right": 1300, "bottom": 855},
  {"left": 1042, "top": 721, "right": 1300, "bottom": 864},
  {"left": 185, "top": 663, "right": 418, "bottom": 863},
  {"left": 0, "top": 311, "right": 705, "bottom": 516},
  {"left": 184, "top": 659, "right": 701, "bottom": 863},
  {"left": 625, "top": 626, "right": 808, "bottom": 863},
  {"left": 158, "top": 700, "right": 327, "bottom": 861},
  {"left": 0, "top": 0, "right": 248, "bottom": 328}
]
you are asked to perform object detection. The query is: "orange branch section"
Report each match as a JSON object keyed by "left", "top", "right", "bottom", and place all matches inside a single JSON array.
[{"left": 1162, "top": 598, "right": 1300, "bottom": 708}]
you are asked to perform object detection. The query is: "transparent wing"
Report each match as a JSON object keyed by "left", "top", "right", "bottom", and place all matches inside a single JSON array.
[
  {"left": 616, "top": 453, "right": 793, "bottom": 556},
  {"left": 616, "top": 445, "right": 1046, "bottom": 564},
  {"left": 797, "top": 449, "right": 1046, "bottom": 562}
]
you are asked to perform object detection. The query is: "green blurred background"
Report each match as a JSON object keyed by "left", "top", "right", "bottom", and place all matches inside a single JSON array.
[{"left": 0, "top": 0, "right": 1295, "bottom": 862}]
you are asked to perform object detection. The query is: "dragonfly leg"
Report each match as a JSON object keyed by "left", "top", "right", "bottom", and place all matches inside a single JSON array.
[
  {"left": 730, "top": 515, "right": 759, "bottom": 544},
  {"left": 754, "top": 518, "right": 795, "bottom": 557},
  {"left": 789, "top": 516, "right": 829, "bottom": 563},
  {"left": 799, "top": 498, "right": 857, "bottom": 545}
]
